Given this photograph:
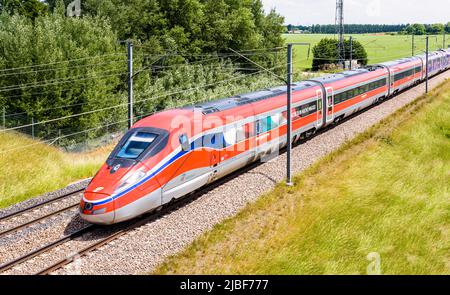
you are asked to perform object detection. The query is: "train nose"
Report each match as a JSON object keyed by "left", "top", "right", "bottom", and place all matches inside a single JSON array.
[{"left": 80, "top": 192, "right": 116, "bottom": 225}]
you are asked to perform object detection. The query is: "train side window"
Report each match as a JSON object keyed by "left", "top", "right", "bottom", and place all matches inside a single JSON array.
[
  {"left": 334, "top": 93, "right": 341, "bottom": 104},
  {"left": 236, "top": 125, "right": 246, "bottom": 143},
  {"left": 358, "top": 86, "right": 364, "bottom": 95},
  {"left": 244, "top": 123, "right": 253, "bottom": 139},
  {"left": 294, "top": 106, "right": 302, "bottom": 119},
  {"left": 280, "top": 111, "right": 287, "bottom": 125},
  {"left": 270, "top": 113, "right": 282, "bottom": 128},
  {"left": 256, "top": 119, "right": 263, "bottom": 135},
  {"left": 360, "top": 86, "right": 365, "bottom": 95},
  {"left": 346, "top": 89, "right": 354, "bottom": 100},
  {"left": 223, "top": 127, "right": 237, "bottom": 147},
  {"left": 203, "top": 133, "right": 224, "bottom": 149},
  {"left": 256, "top": 117, "right": 272, "bottom": 135}
]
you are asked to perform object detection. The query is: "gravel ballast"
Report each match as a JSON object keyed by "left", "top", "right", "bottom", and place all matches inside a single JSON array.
[{"left": 2, "top": 72, "right": 449, "bottom": 275}]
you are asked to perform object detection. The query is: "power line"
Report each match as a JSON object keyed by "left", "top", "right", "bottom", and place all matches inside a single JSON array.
[
  {"left": 134, "top": 48, "right": 285, "bottom": 59},
  {"left": 1, "top": 67, "right": 286, "bottom": 155},
  {"left": 0, "top": 58, "right": 126, "bottom": 78},
  {"left": 0, "top": 53, "right": 126, "bottom": 74},
  {"left": 0, "top": 71, "right": 127, "bottom": 93},
  {"left": 134, "top": 65, "right": 285, "bottom": 106},
  {"left": 0, "top": 65, "right": 284, "bottom": 133}
]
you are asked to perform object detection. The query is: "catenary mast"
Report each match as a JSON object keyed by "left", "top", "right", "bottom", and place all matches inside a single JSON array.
[{"left": 336, "top": 0, "right": 345, "bottom": 67}]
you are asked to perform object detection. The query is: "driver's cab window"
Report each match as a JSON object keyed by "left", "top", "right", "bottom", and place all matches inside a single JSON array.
[{"left": 117, "top": 132, "right": 158, "bottom": 159}]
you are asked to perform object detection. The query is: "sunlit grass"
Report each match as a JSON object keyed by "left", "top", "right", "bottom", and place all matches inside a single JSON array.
[
  {"left": 0, "top": 132, "right": 112, "bottom": 208},
  {"left": 156, "top": 79, "right": 450, "bottom": 275},
  {"left": 284, "top": 33, "right": 446, "bottom": 70}
]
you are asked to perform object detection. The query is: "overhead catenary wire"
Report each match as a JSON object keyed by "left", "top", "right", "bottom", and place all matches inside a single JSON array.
[
  {"left": 0, "top": 53, "right": 264, "bottom": 98},
  {"left": 0, "top": 65, "right": 285, "bottom": 134},
  {"left": 0, "top": 58, "right": 127, "bottom": 78},
  {"left": 134, "top": 45, "right": 285, "bottom": 54},
  {"left": 0, "top": 53, "right": 126, "bottom": 74},
  {"left": 2, "top": 63, "right": 258, "bottom": 119},
  {"left": 1, "top": 59, "right": 272, "bottom": 120},
  {"left": 0, "top": 66, "right": 285, "bottom": 155},
  {"left": 0, "top": 72, "right": 128, "bottom": 93}
]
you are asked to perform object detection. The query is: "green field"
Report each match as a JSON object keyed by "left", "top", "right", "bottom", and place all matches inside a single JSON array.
[
  {"left": 157, "top": 79, "right": 450, "bottom": 275},
  {"left": 284, "top": 33, "right": 447, "bottom": 70}
]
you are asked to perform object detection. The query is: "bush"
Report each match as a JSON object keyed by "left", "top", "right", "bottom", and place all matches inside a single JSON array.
[{"left": 312, "top": 38, "right": 368, "bottom": 71}]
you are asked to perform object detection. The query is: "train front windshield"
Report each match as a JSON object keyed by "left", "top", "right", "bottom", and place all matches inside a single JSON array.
[{"left": 117, "top": 132, "right": 158, "bottom": 159}]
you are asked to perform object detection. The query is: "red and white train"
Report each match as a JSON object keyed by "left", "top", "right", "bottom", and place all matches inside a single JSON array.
[{"left": 80, "top": 48, "right": 450, "bottom": 224}]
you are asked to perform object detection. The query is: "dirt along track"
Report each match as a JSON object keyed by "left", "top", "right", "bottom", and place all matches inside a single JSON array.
[{"left": 0, "top": 70, "right": 449, "bottom": 275}]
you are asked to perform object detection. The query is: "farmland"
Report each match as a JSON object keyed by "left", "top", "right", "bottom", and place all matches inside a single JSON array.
[{"left": 284, "top": 33, "right": 447, "bottom": 70}]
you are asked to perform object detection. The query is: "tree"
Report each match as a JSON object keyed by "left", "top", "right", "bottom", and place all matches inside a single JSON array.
[
  {"left": 405, "top": 23, "right": 426, "bottom": 35},
  {"left": 446, "top": 22, "right": 450, "bottom": 34},
  {"left": 52, "top": 0, "right": 285, "bottom": 55},
  {"left": 312, "top": 38, "right": 368, "bottom": 71},
  {"left": 0, "top": 0, "right": 48, "bottom": 19},
  {"left": 0, "top": 11, "right": 125, "bottom": 140},
  {"left": 427, "top": 23, "right": 445, "bottom": 34}
]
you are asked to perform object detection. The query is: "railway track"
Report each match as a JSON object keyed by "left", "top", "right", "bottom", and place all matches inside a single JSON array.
[
  {"left": 1, "top": 181, "right": 211, "bottom": 275},
  {"left": 0, "top": 189, "right": 84, "bottom": 239},
  {"left": 0, "top": 225, "right": 95, "bottom": 273},
  {"left": 0, "top": 188, "right": 85, "bottom": 223}
]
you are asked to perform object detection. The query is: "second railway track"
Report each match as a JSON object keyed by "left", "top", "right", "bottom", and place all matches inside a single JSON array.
[
  {"left": 0, "top": 182, "right": 213, "bottom": 275},
  {"left": 0, "top": 189, "right": 84, "bottom": 239}
]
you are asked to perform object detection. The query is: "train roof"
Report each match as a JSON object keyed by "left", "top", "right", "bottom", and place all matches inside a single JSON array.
[
  {"left": 379, "top": 56, "right": 420, "bottom": 67},
  {"left": 189, "top": 81, "right": 318, "bottom": 115},
  {"left": 190, "top": 65, "right": 390, "bottom": 115}
]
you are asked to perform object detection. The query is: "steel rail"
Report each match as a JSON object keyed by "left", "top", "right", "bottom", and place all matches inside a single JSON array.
[
  {"left": 0, "top": 203, "right": 79, "bottom": 239},
  {"left": 0, "top": 225, "right": 95, "bottom": 273},
  {"left": 0, "top": 189, "right": 85, "bottom": 223}
]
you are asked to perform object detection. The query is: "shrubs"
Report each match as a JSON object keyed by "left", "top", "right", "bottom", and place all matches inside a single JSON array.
[{"left": 312, "top": 38, "right": 368, "bottom": 71}]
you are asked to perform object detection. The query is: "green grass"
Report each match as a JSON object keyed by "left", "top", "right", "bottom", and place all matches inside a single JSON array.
[
  {"left": 156, "top": 79, "right": 450, "bottom": 275},
  {"left": 285, "top": 33, "right": 446, "bottom": 70},
  {"left": 0, "top": 132, "right": 111, "bottom": 208}
]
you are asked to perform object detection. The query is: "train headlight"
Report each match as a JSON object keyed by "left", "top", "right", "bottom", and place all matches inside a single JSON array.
[{"left": 114, "top": 170, "right": 147, "bottom": 194}]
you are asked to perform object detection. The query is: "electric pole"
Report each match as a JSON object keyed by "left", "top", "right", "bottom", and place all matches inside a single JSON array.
[
  {"left": 444, "top": 31, "right": 446, "bottom": 49},
  {"left": 426, "top": 36, "right": 429, "bottom": 94},
  {"left": 127, "top": 41, "right": 134, "bottom": 129},
  {"left": 336, "top": 0, "right": 345, "bottom": 68},
  {"left": 349, "top": 36, "right": 353, "bottom": 70},
  {"left": 286, "top": 44, "right": 293, "bottom": 186}
]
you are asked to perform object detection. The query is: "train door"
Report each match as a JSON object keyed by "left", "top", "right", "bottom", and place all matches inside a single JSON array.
[
  {"left": 325, "top": 87, "right": 334, "bottom": 124},
  {"left": 316, "top": 89, "right": 323, "bottom": 128},
  {"left": 390, "top": 70, "right": 395, "bottom": 94},
  {"left": 201, "top": 132, "right": 221, "bottom": 183}
]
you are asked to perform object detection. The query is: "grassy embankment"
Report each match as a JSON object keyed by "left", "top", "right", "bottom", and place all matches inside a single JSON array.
[
  {"left": 157, "top": 79, "right": 450, "bottom": 275},
  {"left": 0, "top": 132, "right": 111, "bottom": 208},
  {"left": 285, "top": 33, "right": 446, "bottom": 70}
]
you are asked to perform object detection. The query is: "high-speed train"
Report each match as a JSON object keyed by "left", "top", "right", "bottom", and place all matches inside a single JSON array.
[{"left": 80, "top": 48, "right": 450, "bottom": 224}]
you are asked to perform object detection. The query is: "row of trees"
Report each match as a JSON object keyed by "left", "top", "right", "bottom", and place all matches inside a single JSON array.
[
  {"left": 401, "top": 23, "right": 450, "bottom": 35},
  {"left": 287, "top": 24, "right": 408, "bottom": 34},
  {"left": 43, "top": 0, "right": 286, "bottom": 54},
  {"left": 287, "top": 23, "right": 450, "bottom": 35},
  {"left": 0, "top": 0, "right": 286, "bottom": 147}
]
